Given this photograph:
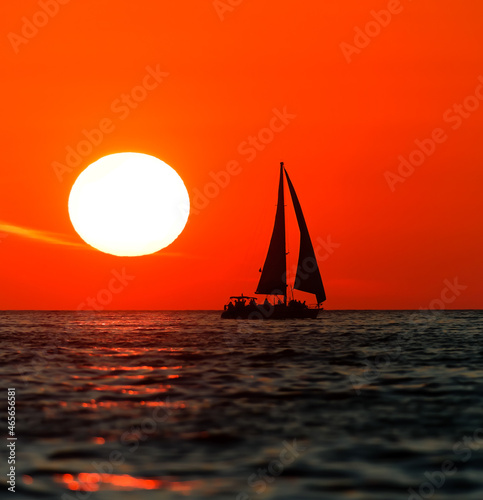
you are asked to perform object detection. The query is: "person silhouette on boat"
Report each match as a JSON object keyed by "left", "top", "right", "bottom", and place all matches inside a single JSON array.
[{"left": 234, "top": 297, "right": 246, "bottom": 308}]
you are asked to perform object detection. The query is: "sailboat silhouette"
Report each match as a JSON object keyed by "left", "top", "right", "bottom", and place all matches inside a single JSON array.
[{"left": 221, "top": 162, "right": 326, "bottom": 319}]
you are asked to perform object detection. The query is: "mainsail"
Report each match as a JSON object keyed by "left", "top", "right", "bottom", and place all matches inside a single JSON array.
[
  {"left": 284, "top": 169, "right": 326, "bottom": 304},
  {"left": 255, "top": 164, "right": 287, "bottom": 297}
]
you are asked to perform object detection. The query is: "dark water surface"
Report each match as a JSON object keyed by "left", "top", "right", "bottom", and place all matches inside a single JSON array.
[{"left": 1, "top": 310, "right": 482, "bottom": 499}]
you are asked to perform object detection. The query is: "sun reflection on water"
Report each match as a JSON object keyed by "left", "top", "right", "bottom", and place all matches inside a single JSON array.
[{"left": 55, "top": 472, "right": 201, "bottom": 493}]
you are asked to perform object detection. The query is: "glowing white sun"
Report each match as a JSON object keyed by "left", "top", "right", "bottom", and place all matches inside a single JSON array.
[{"left": 68, "top": 153, "right": 190, "bottom": 257}]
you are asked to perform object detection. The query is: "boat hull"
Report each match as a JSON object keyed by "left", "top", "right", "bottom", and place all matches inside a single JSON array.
[{"left": 221, "top": 303, "right": 319, "bottom": 320}]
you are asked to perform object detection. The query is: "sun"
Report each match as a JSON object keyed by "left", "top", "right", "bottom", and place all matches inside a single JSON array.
[{"left": 68, "top": 153, "right": 190, "bottom": 257}]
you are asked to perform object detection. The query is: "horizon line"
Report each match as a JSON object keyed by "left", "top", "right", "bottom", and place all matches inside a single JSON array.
[{"left": 0, "top": 308, "right": 481, "bottom": 312}]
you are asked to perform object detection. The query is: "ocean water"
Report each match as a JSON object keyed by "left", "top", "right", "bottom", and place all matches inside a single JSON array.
[{"left": 0, "top": 310, "right": 482, "bottom": 500}]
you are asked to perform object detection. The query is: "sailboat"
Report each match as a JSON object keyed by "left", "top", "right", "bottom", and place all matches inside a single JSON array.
[{"left": 221, "top": 162, "right": 326, "bottom": 319}]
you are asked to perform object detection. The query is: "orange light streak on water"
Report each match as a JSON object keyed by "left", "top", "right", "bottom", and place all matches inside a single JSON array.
[
  {"left": 75, "top": 365, "right": 183, "bottom": 371},
  {"left": 59, "top": 400, "right": 186, "bottom": 409},
  {"left": 55, "top": 472, "right": 201, "bottom": 493}
]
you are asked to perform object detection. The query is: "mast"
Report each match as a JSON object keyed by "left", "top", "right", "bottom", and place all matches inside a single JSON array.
[
  {"left": 255, "top": 163, "right": 287, "bottom": 300},
  {"left": 284, "top": 168, "right": 326, "bottom": 304}
]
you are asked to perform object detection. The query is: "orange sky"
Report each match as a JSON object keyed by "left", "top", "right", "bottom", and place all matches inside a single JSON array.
[{"left": 1, "top": 0, "right": 481, "bottom": 310}]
